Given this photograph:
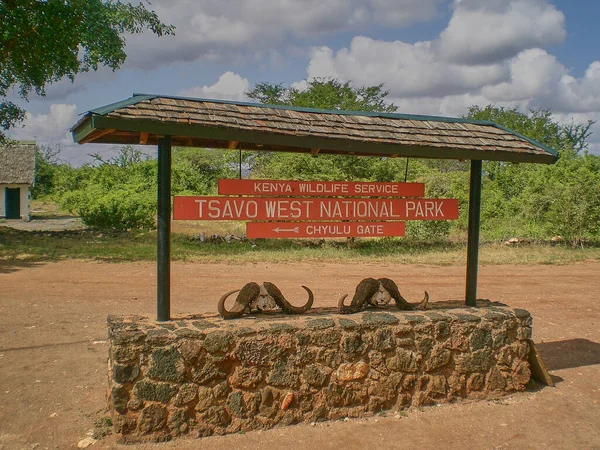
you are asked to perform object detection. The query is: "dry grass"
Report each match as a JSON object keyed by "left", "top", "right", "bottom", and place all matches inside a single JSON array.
[{"left": 2, "top": 224, "right": 599, "bottom": 266}]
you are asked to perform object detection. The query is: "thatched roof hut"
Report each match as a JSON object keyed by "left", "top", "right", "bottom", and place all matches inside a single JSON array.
[{"left": 0, "top": 142, "right": 36, "bottom": 186}]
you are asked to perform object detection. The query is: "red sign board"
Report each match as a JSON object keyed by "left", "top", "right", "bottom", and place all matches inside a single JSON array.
[
  {"left": 219, "top": 179, "right": 424, "bottom": 197},
  {"left": 246, "top": 221, "right": 405, "bottom": 238},
  {"left": 173, "top": 197, "right": 458, "bottom": 221}
]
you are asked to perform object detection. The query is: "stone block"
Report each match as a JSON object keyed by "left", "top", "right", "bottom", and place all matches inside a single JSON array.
[
  {"left": 138, "top": 404, "right": 167, "bottom": 434},
  {"left": 148, "top": 347, "right": 185, "bottom": 383},
  {"left": 134, "top": 381, "right": 178, "bottom": 403},
  {"left": 173, "top": 383, "right": 198, "bottom": 407},
  {"left": 302, "top": 364, "right": 331, "bottom": 387},
  {"left": 204, "top": 330, "right": 234, "bottom": 354},
  {"left": 230, "top": 366, "right": 263, "bottom": 389},
  {"left": 336, "top": 361, "right": 369, "bottom": 382},
  {"left": 112, "top": 364, "right": 140, "bottom": 383}
]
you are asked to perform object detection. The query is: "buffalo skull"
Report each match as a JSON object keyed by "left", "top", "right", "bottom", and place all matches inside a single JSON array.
[
  {"left": 339, "top": 277, "right": 428, "bottom": 314},
  {"left": 218, "top": 282, "right": 314, "bottom": 319}
]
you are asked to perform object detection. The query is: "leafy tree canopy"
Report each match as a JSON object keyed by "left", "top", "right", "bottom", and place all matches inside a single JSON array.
[
  {"left": 0, "top": 0, "right": 175, "bottom": 141},
  {"left": 245, "top": 78, "right": 400, "bottom": 180},
  {"left": 247, "top": 78, "right": 397, "bottom": 113},
  {"left": 465, "top": 105, "right": 595, "bottom": 155}
]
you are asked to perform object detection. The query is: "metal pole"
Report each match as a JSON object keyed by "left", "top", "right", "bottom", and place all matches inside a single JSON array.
[
  {"left": 465, "top": 159, "right": 482, "bottom": 307},
  {"left": 157, "top": 136, "right": 172, "bottom": 321}
]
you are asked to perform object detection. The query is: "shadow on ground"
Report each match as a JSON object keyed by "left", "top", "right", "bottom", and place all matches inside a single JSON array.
[
  {"left": 536, "top": 338, "right": 600, "bottom": 370},
  {"left": 0, "top": 260, "right": 45, "bottom": 274}
]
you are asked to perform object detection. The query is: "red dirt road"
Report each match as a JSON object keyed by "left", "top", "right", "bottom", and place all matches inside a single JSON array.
[{"left": 0, "top": 260, "right": 599, "bottom": 449}]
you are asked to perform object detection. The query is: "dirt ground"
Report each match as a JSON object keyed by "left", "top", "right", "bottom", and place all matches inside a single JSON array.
[{"left": 0, "top": 259, "right": 599, "bottom": 450}]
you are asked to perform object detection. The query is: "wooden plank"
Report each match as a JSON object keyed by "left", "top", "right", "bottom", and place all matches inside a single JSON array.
[
  {"left": 247, "top": 221, "right": 405, "bottom": 238},
  {"left": 218, "top": 179, "right": 425, "bottom": 198},
  {"left": 139, "top": 132, "right": 149, "bottom": 144},
  {"left": 173, "top": 196, "right": 459, "bottom": 221},
  {"left": 80, "top": 128, "right": 115, "bottom": 144}
]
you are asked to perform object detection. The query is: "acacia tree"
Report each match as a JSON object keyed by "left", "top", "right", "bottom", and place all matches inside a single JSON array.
[
  {"left": 248, "top": 78, "right": 398, "bottom": 113},
  {"left": 0, "top": 0, "right": 175, "bottom": 141},
  {"left": 465, "top": 105, "right": 599, "bottom": 244},
  {"left": 245, "top": 78, "right": 404, "bottom": 180}
]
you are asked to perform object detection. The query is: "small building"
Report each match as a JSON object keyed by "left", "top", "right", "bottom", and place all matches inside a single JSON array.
[{"left": 0, "top": 141, "right": 36, "bottom": 221}]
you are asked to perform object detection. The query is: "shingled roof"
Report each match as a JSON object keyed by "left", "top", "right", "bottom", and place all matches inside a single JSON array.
[
  {"left": 72, "top": 94, "right": 558, "bottom": 164},
  {"left": 0, "top": 142, "right": 36, "bottom": 185}
]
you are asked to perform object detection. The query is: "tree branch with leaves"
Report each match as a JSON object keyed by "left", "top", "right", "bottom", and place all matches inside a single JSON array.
[{"left": 0, "top": 0, "right": 175, "bottom": 142}]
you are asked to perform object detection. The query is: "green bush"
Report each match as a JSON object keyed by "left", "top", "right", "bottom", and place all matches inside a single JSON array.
[
  {"left": 51, "top": 146, "right": 237, "bottom": 230},
  {"left": 63, "top": 187, "right": 156, "bottom": 230}
]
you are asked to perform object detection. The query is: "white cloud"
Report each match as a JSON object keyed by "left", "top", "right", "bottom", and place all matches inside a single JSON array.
[
  {"left": 6, "top": 103, "right": 97, "bottom": 165},
  {"left": 481, "top": 49, "right": 566, "bottom": 102},
  {"left": 178, "top": 71, "right": 250, "bottom": 101},
  {"left": 304, "top": 39, "right": 600, "bottom": 120},
  {"left": 6, "top": 103, "right": 154, "bottom": 166},
  {"left": 8, "top": 104, "right": 78, "bottom": 144},
  {"left": 295, "top": 0, "right": 600, "bottom": 154},
  {"left": 305, "top": 37, "right": 509, "bottom": 97},
  {"left": 124, "top": 0, "right": 446, "bottom": 69},
  {"left": 437, "top": 0, "right": 565, "bottom": 65},
  {"left": 549, "top": 62, "right": 600, "bottom": 114},
  {"left": 366, "top": 0, "right": 444, "bottom": 26}
]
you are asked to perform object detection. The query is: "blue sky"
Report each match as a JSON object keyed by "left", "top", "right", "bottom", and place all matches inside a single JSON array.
[{"left": 7, "top": 0, "right": 600, "bottom": 164}]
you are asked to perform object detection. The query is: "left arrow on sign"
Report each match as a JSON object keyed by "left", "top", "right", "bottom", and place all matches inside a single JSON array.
[{"left": 274, "top": 227, "right": 300, "bottom": 233}]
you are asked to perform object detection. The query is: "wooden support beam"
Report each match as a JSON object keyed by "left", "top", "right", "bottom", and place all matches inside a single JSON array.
[
  {"left": 228, "top": 140, "right": 238, "bottom": 149},
  {"left": 157, "top": 136, "right": 172, "bottom": 322},
  {"left": 310, "top": 148, "right": 320, "bottom": 156},
  {"left": 139, "top": 132, "right": 149, "bottom": 145},
  {"left": 465, "top": 159, "right": 482, "bottom": 307},
  {"left": 80, "top": 128, "right": 115, "bottom": 144}
]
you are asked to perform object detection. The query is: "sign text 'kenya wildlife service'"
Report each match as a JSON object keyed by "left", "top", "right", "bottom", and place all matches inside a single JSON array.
[{"left": 173, "top": 179, "right": 458, "bottom": 238}]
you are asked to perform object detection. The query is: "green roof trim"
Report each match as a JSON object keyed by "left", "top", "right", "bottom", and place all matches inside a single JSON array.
[{"left": 89, "top": 94, "right": 157, "bottom": 116}]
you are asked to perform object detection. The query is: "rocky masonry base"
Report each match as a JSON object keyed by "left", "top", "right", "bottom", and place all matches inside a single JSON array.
[{"left": 107, "top": 301, "right": 533, "bottom": 443}]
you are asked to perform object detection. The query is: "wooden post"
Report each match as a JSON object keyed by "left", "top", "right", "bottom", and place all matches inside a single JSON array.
[
  {"left": 465, "top": 159, "right": 482, "bottom": 307},
  {"left": 157, "top": 136, "right": 172, "bottom": 321}
]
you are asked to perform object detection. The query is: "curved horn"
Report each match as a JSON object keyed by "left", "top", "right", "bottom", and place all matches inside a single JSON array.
[
  {"left": 285, "top": 285, "right": 314, "bottom": 314},
  {"left": 338, "top": 293, "right": 349, "bottom": 310},
  {"left": 217, "top": 289, "right": 241, "bottom": 319},
  {"left": 415, "top": 291, "right": 429, "bottom": 311},
  {"left": 263, "top": 282, "right": 313, "bottom": 314},
  {"left": 338, "top": 294, "right": 351, "bottom": 314}
]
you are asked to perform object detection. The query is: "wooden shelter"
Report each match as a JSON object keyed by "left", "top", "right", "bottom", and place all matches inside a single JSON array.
[{"left": 71, "top": 94, "right": 558, "bottom": 321}]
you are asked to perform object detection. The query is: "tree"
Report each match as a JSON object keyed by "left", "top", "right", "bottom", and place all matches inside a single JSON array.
[
  {"left": 246, "top": 78, "right": 401, "bottom": 180},
  {"left": 248, "top": 78, "right": 398, "bottom": 113},
  {"left": 0, "top": 0, "right": 175, "bottom": 141},
  {"left": 465, "top": 105, "right": 600, "bottom": 244},
  {"left": 466, "top": 105, "right": 594, "bottom": 155},
  {"left": 32, "top": 143, "right": 62, "bottom": 198}
]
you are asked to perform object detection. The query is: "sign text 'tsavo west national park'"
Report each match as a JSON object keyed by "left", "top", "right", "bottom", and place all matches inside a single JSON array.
[{"left": 173, "top": 179, "right": 458, "bottom": 238}]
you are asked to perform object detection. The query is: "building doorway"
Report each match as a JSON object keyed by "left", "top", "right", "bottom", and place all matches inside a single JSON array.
[{"left": 5, "top": 187, "right": 20, "bottom": 219}]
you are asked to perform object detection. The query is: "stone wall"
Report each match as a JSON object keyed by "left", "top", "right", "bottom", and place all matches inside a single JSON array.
[{"left": 107, "top": 302, "right": 532, "bottom": 443}]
